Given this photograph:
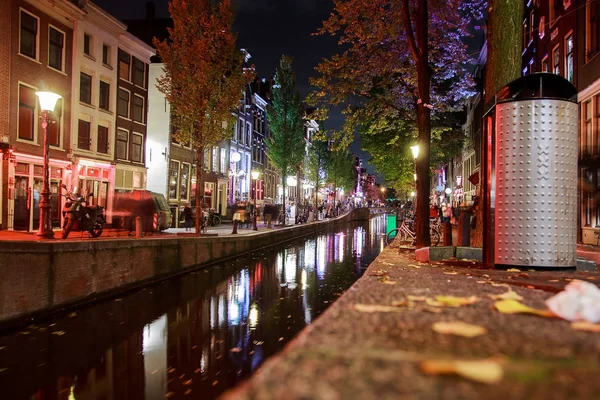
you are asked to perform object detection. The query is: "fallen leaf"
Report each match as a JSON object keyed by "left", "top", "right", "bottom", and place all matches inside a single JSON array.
[
  {"left": 517, "top": 273, "right": 530, "bottom": 278},
  {"left": 184, "top": 389, "right": 192, "bottom": 395},
  {"left": 571, "top": 322, "right": 600, "bottom": 333},
  {"left": 494, "top": 299, "right": 554, "bottom": 318},
  {"left": 391, "top": 299, "right": 409, "bottom": 307},
  {"left": 488, "top": 290, "right": 523, "bottom": 301},
  {"left": 506, "top": 268, "right": 521, "bottom": 272},
  {"left": 476, "top": 280, "right": 488, "bottom": 284},
  {"left": 425, "top": 298, "right": 445, "bottom": 307},
  {"left": 407, "top": 264, "right": 421, "bottom": 269},
  {"left": 165, "top": 392, "right": 175, "bottom": 398},
  {"left": 67, "top": 312, "right": 77, "bottom": 318},
  {"left": 422, "top": 306, "right": 443, "bottom": 314},
  {"left": 369, "top": 269, "right": 387, "bottom": 276},
  {"left": 182, "top": 379, "right": 192, "bottom": 386},
  {"left": 482, "top": 274, "right": 490, "bottom": 278},
  {"left": 230, "top": 347, "right": 242, "bottom": 353},
  {"left": 491, "top": 282, "right": 510, "bottom": 287},
  {"left": 194, "top": 368, "right": 201, "bottom": 374},
  {"left": 353, "top": 304, "right": 403, "bottom": 313},
  {"left": 586, "top": 277, "right": 596, "bottom": 281},
  {"left": 420, "top": 359, "right": 503, "bottom": 384},
  {"left": 381, "top": 280, "right": 397, "bottom": 285},
  {"left": 168, "top": 368, "right": 176, "bottom": 373},
  {"left": 548, "top": 279, "right": 560, "bottom": 283},
  {"left": 51, "top": 331, "right": 66, "bottom": 336},
  {"left": 434, "top": 295, "right": 478, "bottom": 307},
  {"left": 443, "top": 271, "right": 458, "bottom": 275},
  {"left": 212, "top": 380, "right": 219, "bottom": 386},
  {"left": 432, "top": 321, "right": 488, "bottom": 338},
  {"left": 407, "top": 295, "right": 427, "bottom": 302}
]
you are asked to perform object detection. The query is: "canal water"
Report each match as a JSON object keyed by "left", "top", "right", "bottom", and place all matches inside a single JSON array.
[{"left": 0, "top": 214, "right": 389, "bottom": 400}]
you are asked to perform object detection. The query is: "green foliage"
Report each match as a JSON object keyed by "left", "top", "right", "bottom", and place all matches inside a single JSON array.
[
  {"left": 304, "top": 139, "right": 330, "bottom": 206},
  {"left": 266, "top": 55, "right": 306, "bottom": 215},
  {"left": 326, "top": 149, "right": 355, "bottom": 198}
]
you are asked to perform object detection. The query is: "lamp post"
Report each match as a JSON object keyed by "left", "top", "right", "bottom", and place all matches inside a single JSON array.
[
  {"left": 410, "top": 145, "right": 419, "bottom": 211},
  {"left": 35, "top": 91, "right": 61, "bottom": 239},
  {"left": 251, "top": 170, "right": 260, "bottom": 231}
]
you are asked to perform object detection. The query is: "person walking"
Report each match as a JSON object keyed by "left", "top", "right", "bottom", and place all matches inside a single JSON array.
[
  {"left": 442, "top": 203, "right": 452, "bottom": 224},
  {"left": 183, "top": 203, "right": 193, "bottom": 231}
]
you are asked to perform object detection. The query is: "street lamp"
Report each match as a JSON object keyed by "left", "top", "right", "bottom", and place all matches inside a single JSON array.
[
  {"left": 251, "top": 170, "right": 260, "bottom": 231},
  {"left": 36, "top": 91, "right": 61, "bottom": 239}
]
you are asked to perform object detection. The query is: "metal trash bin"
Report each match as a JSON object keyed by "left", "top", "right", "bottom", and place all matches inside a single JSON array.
[{"left": 482, "top": 73, "right": 578, "bottom": 269}]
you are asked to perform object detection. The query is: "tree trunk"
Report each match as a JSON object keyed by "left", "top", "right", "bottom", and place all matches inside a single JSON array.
[
  {"left": 414, "top": 0, "right": 431, "bottom": 248},
  {"left": 476, "top": 0, "right": 523, "bottom": 247},
  {"left": 282, "top": 180, "right": 287, "bottom": 226},
  {"left": 195, "top": 146, "right": 205, "bottom": 233}
]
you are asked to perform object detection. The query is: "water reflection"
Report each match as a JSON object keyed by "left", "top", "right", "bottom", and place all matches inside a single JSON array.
[{"left": 0, "top": 215, "right": 389, "bottom": 400}]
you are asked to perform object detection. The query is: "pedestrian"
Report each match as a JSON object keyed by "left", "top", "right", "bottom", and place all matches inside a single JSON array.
[
  {"left": 183, "top": 203, "right": 193, "bottom": 231},
  {"left": 442, "top": 202, "right": 452, "bottom": 224}
]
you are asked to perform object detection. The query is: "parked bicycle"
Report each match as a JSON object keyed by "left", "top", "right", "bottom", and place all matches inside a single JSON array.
[
  {"left": 386, "top": 218, "right": 441, "bottom": 246},
  {"left": 204, "top": 208, "right": 221, "bottom": 227}
]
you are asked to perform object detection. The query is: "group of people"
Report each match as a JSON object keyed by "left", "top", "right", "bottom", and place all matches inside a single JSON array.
[{"left": 429, "top": 203, "right": 453, "bottom": 223}]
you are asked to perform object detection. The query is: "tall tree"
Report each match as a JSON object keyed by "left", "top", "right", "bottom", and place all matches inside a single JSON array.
[
  {"left": 308, "top": 0, "right": 484, "bottom": 247},
  {"left": 153, "top": 0, "right": 253, "bottom": 233},
  {"left": 305, "top": 138, "right": 330, "bottom": 209},
  {"left": 326, "top": 149, "right": 355, "bottom": 206},
  {"left": 266, "top": 55, "right": 306, "bottom": 224},
  {"left": 474, "top": 0, "right": 524, "bottom": 248}
]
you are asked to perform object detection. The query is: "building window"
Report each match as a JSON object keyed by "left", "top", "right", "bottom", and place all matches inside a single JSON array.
[
  {"left": 48, "top": 27, "right": 64, "bottom": 71},
  {"left": 133, "top": 59, "right": 145, "bottom": 87},
  {"left": 220, "top": 148, "right": 226, "bottom": 173},
  {"left": 523, "top": 20, "right": 528, "bottom": 50},
  {"left": 80, "top": 72, "right": 92, "bottom": 104},
  {"left": 78, "top": 120, "right": 91, "bottom": 150},
  {"left": 565, "top": 34, "right": 574, "bottom": 83},
  {"left": 550, "top": 0, "right": 557, "bottom": 25},
  {"left": 117, "top": 88, "right": 130, "bottom": 118},
  {"left": 118, "top": 50, "right": 130, "bottom": 81},
  {"left": 586, "top": 0, "right": 600, "bottom": 60},
  {"left": 18, "top": 84, "right": 36, "bottom": 141},
  {"left": 131, "top": 133, "right": 143, "bottom": 163},
  {"left": 133, "top": 95, "right": 144, "bottom": 123},
  {"left": 553, "top": 46, "right": 560, "bottom": 75},
  {"left": 97, "top": 125, "right": 109, "bottom": 154},
  {"left": 20, "top": 10, "right": 38, "bottom": 59},
  {"left": 246, "top": 123, "right": 251, "bottom": 145},
  {"left": 180, "top": 163, "right": 190, "bottom": 201},
  {"left": 584, "top": 100, "right": 593, "bottom": 154},
  {"left": 99, "top": 81, "right": 110, "bottom": 111},
  {"left": 83, "top": 33, "right": 92, "bottom": 57},
  {"left": 116, "top": 129, "right": 129, "bottom": 160},
  {"left": 169, "top": 161, "right": 180, "bottom": 200},
  {"left": 48, "top": 98, "right": 62, "bottom": 147},
  {"left": 212, "top": 146, "right": 218, "bottom": 172},
  {"left": 542, "top": 55, "right": 549, "bottom": 72},
  {"left": 102, "top": 44, "right": 110, "bottom": 66},
  {"left": 237, "top": 120, "right": 243, "bottom": 143},
  {"left": 529, "top": 11, "right": 534, "bottom": 43}
]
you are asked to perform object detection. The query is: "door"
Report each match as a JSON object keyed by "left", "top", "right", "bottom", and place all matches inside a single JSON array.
[{"left": 13, "top": 176, "right": 30, "bottom": 231}]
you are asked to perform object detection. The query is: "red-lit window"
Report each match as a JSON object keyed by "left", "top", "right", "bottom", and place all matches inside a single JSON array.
[{"left": 18, "top": 84, "right": 35, "bottom": 141}]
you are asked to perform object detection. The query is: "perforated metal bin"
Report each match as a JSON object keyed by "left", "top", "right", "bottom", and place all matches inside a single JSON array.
[{"left": 482, "top": 73, "right": 578, "bottom": 269}]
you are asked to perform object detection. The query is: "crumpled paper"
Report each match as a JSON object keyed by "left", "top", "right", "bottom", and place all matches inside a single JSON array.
[{"left": 545, "top": 280, "right": 600, "bottom": 323}]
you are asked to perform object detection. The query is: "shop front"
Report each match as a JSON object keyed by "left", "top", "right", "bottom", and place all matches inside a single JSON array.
[
  {"left": 71, "top": 159, "right": 115, "bottom": 224},
  {"left": 7, "top": 153, "right": 70, "bottom": 232}
]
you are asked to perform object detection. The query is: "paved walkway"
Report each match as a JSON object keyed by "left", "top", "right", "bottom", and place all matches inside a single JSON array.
[{"left": 222, "top": 241, "right": 600, "bottom": 400}]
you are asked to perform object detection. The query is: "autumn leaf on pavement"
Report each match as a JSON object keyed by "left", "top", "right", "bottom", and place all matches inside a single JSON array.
[
  {"left": 488, "top": 290, "right": 523, "bottom": 301},
  {"left": 571, "top": 322, "right": 600, "bottom": 333},
  {"left": 369, "top": 269, "right": 387, "bottom": 276},
  {"left": 407, "top": 295, "right": 427, "bottom": 302},
  {"left": 353, "top": 304, "right": 403, "bottom": 313},
  {"left": 432, "top": 321, "right": 487, "bottom": 337},
  {"left": 434, "top": 295, "right": 478, "bottom": 307},
  {"left": 407, "top": 264, "right": 421, "bottom": 269},
  {"left": 494, "top": 299, "right": 554, "bottom": 318},
  {"left": 443, "top": 271, "right": 458, "bottom": 275},
  {"left": 421, "top": 359, "right": 503, "bottom": 384},
  {"left": 506, "top": 268, "right": 521, "bottom": 272}
]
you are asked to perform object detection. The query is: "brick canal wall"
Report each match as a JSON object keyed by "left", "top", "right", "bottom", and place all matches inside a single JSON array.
[{"left": 0, "top": 208, "right": 370, "bottom": 326}]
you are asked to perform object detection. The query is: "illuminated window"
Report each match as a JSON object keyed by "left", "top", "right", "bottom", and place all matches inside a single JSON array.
[
  {"left": 541, "top": 55, "right": 549, "bottom": 72},
  {"left": 116, "top": 129, "right": 129, "bottom": 160},
  {"left": 529, "top": 11, "right": 534, "bottom": 43},
  {"left": 565, "top": 34, "right": 574, "bottom": 82},
  {"left": 18, "top": 84, "right": 36, "bottom": 141},
  {"left": 118, "top": 50, "right": 130, "bottom": 80},
  {"left": 552, "top": 46, "right": 560, "bottom": 75},
  {"left": 169, "top": 161, "right": 179, "bottom": 200},
  {"left": 180, "top": 163, "right": 190, "bottom": 201},
  {"left": 131, "top": 133, "right": 143, "bottom": 163}
]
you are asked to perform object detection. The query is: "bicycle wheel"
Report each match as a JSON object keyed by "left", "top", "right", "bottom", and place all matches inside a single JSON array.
[
  {"left": 430, "top": 226, "right": 441, "bottom": 246},
  {"left": 211, "top": 214, "right": 221, "bottom": 227},
  {"left": 386, "top": 228, "right": 400, "bottom": 245}
]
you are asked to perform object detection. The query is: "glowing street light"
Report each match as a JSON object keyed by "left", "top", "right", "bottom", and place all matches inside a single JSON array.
[
  {"left": 410, "top": 145, "right": 420, "bottom": 159},
  {"left": 36, "top": 91, "right": 62, "bottom": 239}
]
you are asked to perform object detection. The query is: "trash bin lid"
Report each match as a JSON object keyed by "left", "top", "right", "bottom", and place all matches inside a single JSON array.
[{"left": 496, "top": 73, "right": 577, "bottom": 104}]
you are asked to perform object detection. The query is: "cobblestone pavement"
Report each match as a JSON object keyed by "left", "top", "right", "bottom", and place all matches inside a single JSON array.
[{"left": 221, "top": 241, "right": 600, "bottom": 400}]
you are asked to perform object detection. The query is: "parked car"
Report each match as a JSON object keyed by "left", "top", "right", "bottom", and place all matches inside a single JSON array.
[{"left": 112, "top": 190, "right": 172, "bottom": 232}]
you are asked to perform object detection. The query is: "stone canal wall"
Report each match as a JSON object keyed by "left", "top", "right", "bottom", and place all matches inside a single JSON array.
[{"left": 0, "top": 208, "right": 370, "bottom": 326}]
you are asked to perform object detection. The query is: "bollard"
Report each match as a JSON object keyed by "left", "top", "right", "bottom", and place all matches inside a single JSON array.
[
  {"left": 266, "top": 214, "right": 272, "bottom": 229},
  {"left": 135, "top": 216, "right": 143, "bottom": 239},
  {"left": 232, "top": 219, "right": 238, "bottom": 234},
  {"left": 458, "top": 211, "right": 471, "bottom": 246},
  {"left": 443, "top": 220, "right": 452, "bottom": 246}
]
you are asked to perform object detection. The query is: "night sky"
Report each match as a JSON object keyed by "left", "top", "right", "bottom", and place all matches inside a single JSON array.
[{"left": 94, "top": 0, "right": 377, "bottom": 175}]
